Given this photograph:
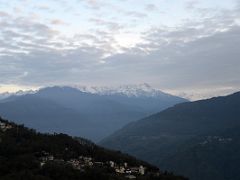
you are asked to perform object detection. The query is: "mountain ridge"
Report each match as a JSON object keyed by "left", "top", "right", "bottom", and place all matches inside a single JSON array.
[
  {"left": 0, "top": 83, "right": 187, "bottom": 100},
  {"left": 0, "top": 85, "right": 187, "bottom": 142},
  {"left": 100, "top": 91, "right": 240, "bottom": 180}
]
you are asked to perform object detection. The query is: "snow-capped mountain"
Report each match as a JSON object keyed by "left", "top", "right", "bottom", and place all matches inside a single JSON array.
[
  {"left": 0, "top": 83, "right": 181, "bottom": 100},
  {"left": 73, "top": 83, "right": 174, "bottom": 98},
  {"left": 0, "top": 84, "right": 188, "bottom": 141},
  {"left": 0, "top": 92, "right": 12, "bottom": 100},
  {"left": 0, "top": 90, "right": 36, "bottom": 101}
]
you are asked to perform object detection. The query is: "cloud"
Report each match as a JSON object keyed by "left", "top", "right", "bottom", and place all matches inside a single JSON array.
[
  {"left": 89, "top": 18, "right": 123, "bottom": 31},
  {"left": 185, "top": 0, "right": 199, "bottom": 10},
  {"left": 0, "top": 12, "right": 107, "bottom": 86},
  {"left": 35, "top": 4, "right": 52, "bottom": 11},
  {"left": 0, "top": 0, "right": 240, "bottom": 99},
  {"left": 1, "top": 11, "right": 240, "bottom": 91},
  {"left": 145, "top": 4, "right": 158, "bottom": 11},
  {"left": 50, "top": 19, "right": 66, "bottom": 25},
  {"left": 0, "top": 46, "right": 104, "bottom": 86},
  {"left": 0, "top": 11, "right": 9, "bottom": 17},
  {"left": 99, "top": 7, "right": 240, "bottom": 97},
  {"left": 125, "top": 11, "right": 147, "bottom": 18},
  {"left": 80, "top": 0, "right": 108, "bottom": 10}
]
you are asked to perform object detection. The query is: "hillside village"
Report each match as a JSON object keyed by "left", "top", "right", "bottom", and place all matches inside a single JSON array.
[
  {"left": 199, "top": 136, "right": 233, "bottom": 146},
  {"left": 0, "top": 120, "right": 162, "bottom": 179},
  {"left": 39, "top": 151, "right": 147, "bottom": 179},
  {"left": 0, "top": 121, "right": 13, "bottom": 132}
]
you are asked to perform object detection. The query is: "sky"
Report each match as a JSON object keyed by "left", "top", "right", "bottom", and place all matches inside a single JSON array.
[{"left": 0, "top": 0, "right": 240, "bottom": 100}]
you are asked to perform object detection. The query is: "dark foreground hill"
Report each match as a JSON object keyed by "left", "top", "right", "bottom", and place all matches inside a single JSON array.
[
  {"left": 0, "top": 116, "right": 187, "bottom": 180},
  {"left": 101, "top": 92, "right": 240, "bottom": 180},
  {"left": 0, "top": 86, "right": 187, "bottom": 142}
]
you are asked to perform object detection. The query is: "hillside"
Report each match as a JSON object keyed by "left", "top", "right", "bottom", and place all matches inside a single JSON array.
[
  {"left": 0, "top": 116, "right": 187, "bottom": 180},
  {"left": 0, "top": 85, "right": 187, "bottom": 141},
  {"left": 160, "top": 127, "right": 240, "bottom": 180},
  {"left": 101, "top": 92, "right": 240, "bottom": 180},
  {"left": 0, "top": 95, "right": 93, "bottom": 137}
]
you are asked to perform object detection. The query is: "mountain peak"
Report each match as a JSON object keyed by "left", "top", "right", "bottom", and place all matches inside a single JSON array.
[
  {"left": 0, "top": 84, "right": 187, "bottom": 102},
  {"left": 74, "top": 83, "right": 172, "bottom": 98}
]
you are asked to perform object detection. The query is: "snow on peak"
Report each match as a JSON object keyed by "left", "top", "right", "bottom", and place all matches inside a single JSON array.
[
  {"left": 73, "top": 83, "right": 170, "bottom": 97},
  {"left": 0, "top": 90, "right": 36, "bottom": 100},
  {"left": 0, "top": 84, "right": 173, "bottom": 99}
]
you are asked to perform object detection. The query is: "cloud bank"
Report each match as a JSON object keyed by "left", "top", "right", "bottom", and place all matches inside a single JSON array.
[{"left": 0, "top": 0, "right": 240, "bottom": 99}]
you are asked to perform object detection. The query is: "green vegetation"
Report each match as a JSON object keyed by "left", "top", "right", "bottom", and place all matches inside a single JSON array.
[{"left": 0, "top": 117, "right": 187, "bottom": 180}]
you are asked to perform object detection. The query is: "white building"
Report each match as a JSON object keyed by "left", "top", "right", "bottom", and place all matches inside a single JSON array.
[
  {"left": 109, "top": 161, "right": 115, "bottom": 168},
  {"left": 139, "top": 165, "right": 145, "bottom": 175}
]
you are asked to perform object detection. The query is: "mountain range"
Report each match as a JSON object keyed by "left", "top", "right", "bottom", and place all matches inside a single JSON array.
[
  {"left": 0, "top": 84, "right": 187, "bottom": 141},
  {"left": 1, "top": 85, "right": 240, "bottom": 180},
  {"left": 101, "top": 92, "right": 240, "bottom": 180}
]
